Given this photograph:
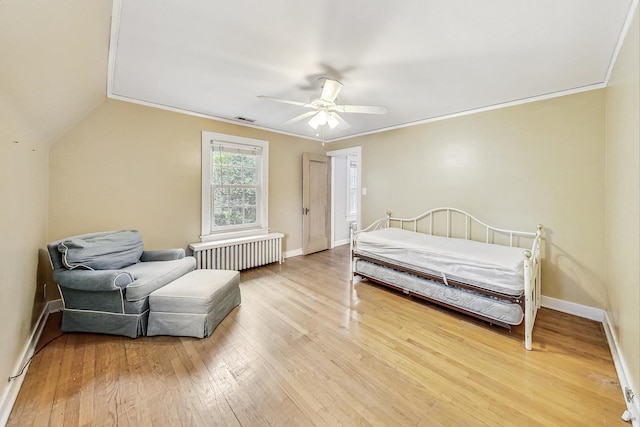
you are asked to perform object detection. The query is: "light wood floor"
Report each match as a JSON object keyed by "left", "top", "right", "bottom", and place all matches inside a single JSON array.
[{"left": 8, "top": 246, "right": 627, "bottom": 426}]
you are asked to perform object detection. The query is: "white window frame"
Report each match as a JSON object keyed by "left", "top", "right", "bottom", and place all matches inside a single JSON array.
[{"left": 201, "top": 131, "right": 269, "bottom": 242}]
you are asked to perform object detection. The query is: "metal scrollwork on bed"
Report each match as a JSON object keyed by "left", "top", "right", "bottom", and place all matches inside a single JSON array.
[{"left": 350, "top": 207, "right": 544, "bottom": 351}]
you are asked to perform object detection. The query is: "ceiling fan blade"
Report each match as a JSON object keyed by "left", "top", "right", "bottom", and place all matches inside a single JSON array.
[
  {"left": 258, "top": 95, "right": 313, "bottom": 108},
  {"left": 331, "top": 112, "right": 351, "bottom": 129},
  {"left": 285, "top": 111, "right": 317, "bottom": 124},
  {"left": 335, "top": 104, "right": 387, "bottom": 114},
  {"left": 320, "top": 78, "right": 343, "bottom": 102}
]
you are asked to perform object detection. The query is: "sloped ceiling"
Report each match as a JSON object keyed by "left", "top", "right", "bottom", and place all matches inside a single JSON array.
[
  {"left": 108, "top": 0, "right": 635, "bottom": 141},
  {"left": 0, "top": 0, "right": 112, "bottom": 146}
]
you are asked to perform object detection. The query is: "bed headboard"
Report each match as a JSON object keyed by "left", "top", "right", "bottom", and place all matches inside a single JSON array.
[{"left": 359, "top": 207, "right": 543, "bottom": 251}]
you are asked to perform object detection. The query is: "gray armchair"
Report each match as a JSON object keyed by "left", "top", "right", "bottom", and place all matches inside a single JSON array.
[{"left": 47, "top": 230, "right": 195, "bottom": 338}]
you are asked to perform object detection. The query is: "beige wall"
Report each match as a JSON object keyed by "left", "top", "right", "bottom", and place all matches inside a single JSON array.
[
  {"left": 1, "top": 0, "right": 110, "bottom": 415},
  {"left": 605, "top": 7, "right": 640, "bottom": 404},
  {"left": 0, "top": 101, "right": 49, "bottom": 408},
  {"left": 332, "top": 90, "right": 607, "bottom": 308},
  {"left": 49, "top": 99, "right": 326, "bottom": 253}
]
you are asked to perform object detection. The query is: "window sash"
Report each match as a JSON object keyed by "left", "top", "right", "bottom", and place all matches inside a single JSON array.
[
  {"left": 210, "top": 146, "right": 261, "bottom": 230},
  {"left": 201, "top": 132, "right": 269, "bottom": 241}
]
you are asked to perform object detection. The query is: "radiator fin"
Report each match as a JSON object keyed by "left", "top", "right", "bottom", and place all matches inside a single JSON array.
[{"left": 189, "top": 232, "right": 283, "bottom": 270}]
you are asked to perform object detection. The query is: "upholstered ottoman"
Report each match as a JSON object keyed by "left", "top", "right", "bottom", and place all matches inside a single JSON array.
[{"left": 147, "top": 269, "right": 241, "bottom": 338}]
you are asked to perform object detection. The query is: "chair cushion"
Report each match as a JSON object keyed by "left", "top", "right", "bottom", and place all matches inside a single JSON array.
[
  {"left": 58, "top": 230, "right": 143, "bottom": 270},
  {"left": 123, "top": 257, "right": 196, "bottom": 301}
]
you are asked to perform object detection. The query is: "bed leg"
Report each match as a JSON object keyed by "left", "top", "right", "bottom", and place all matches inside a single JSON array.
[{"left": 524, "top": 293, "right": 533, "bottom": 350}]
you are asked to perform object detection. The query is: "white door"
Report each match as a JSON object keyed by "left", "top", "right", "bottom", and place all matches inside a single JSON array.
[{"left": 302, "top": 153, "right": 331, "bottom": 255}]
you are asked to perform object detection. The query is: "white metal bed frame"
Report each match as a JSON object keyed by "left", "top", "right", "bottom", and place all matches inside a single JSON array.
[{"left": 350, "top": 207, "right": 544, "bottom": 351}]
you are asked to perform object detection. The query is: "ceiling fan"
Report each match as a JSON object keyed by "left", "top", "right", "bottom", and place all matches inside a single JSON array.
[{"left": 258, "top": 77, "right": 387, "bottom": 130}]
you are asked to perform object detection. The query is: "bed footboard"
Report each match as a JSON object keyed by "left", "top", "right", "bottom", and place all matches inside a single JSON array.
[{"left": 523, "top": 225, "right": 544, "bottom": 350}]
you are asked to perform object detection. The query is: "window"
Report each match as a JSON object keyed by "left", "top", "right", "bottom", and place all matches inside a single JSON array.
[
  {"left": 347, "top": 156, "right": 358, "bottom": 217},
  {"left": 201, "top": 132, "right": 268, "bottom": 241}
]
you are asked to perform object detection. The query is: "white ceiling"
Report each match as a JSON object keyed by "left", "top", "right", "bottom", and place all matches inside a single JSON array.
[{"left": 108, "top": 0, "right": 635, "bottom": 142}]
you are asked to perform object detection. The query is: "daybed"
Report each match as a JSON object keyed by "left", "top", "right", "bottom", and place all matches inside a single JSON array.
[{"left": 350, "top": 208, "right": 544, "bottom": 350}]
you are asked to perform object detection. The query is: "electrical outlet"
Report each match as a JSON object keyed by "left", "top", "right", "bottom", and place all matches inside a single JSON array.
[{"left": 625, "top": 387, "right": 635, "bottom": 403}]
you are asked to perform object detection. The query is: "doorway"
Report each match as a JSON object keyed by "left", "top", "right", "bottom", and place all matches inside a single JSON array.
[{"left": 326, "top": 147, "right": 362, "bottom": 248}]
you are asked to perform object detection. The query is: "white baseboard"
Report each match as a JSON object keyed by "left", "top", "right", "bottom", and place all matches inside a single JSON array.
[
  {"left": 0, "top": 299, "right": 62, "bottom": 427},
  {"left": 603, "top": 312, "right": 640, "bottom": 427},
  {"left": 540, "top": 295, "right": 638, "bottom": 426},
  {"left": 284, "top": 248, "right": 303, "bottom": 259},
  {"left": 285, "top": 243, "right": 349, "bottom": 258},
  {"left": 540, "top": 295, "right": 605, "bottom": 321}
]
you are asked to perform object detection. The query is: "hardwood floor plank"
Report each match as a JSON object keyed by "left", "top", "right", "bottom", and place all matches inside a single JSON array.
[
  {"left": 214, "top": 318, "right": 325, "bottom": 426},
  {"left": 7, "top": 246, "right": 627, "bottom": 426},
  {"left": 119, "top": 340, "right": 152, "bottom": 427},
  {"left": 31, "top": 334, "right": 64, "bottom": 426},
  {"left": 78, "top": 337, "right": 96, "bottom": 426},
  {"left": 174, "top": 339, "right": 241, "bottom": 426},
  {"left": 94, "top": 339, "right": 121, "bottom": 426},
  {"left": 230, "top": 296, "right": 349, "bottom": 426}
]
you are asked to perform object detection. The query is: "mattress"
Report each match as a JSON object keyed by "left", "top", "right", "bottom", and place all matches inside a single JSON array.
[
  {"left": 355, "top": 259, "right": 524, "bottom": 325},
  {"left": 354, "top": 227, "right": 526, "bottom": 296}
]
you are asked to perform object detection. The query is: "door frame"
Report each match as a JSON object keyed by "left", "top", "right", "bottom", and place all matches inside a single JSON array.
[{"left": 326, "top": 146, "right": 362, "bottom": 249}]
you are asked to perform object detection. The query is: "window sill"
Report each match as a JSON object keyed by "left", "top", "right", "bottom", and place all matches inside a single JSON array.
[
  {"left": 192, "top": 231, "right": 284, "bottom": 251},
  {"left": 200, "top": 228, "right": 269, "bottom": 243}
]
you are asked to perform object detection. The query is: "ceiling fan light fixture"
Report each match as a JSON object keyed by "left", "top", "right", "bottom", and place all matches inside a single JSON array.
[
  {"left": 259, "top": 77, "right": 386, "bottom": 133},
  {"left": 327, "top": 113, "right": 339, "bottom": 129},
  {"left": 308, "top": 110, "right": 328, "bottom": 129}
]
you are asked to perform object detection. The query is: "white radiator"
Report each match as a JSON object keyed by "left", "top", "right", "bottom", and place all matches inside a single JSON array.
[{"left": 189, "top": 232, "right": 284, "bottom": 270}]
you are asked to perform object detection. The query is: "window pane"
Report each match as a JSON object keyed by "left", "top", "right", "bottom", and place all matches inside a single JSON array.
[
  {"left": 229, "top": 188, "right": 244, "bottom": 206},
  {"left": 213, "top": 188, "right": 229, "bottom": 208},
  {"left": 226, "top": 167, "right": 243, "bottom": 185},
  {"left": 212, "top": 165, "right": 223, "bottom": 185},
  {"left": 213, "top": 152, "right": 226, "bottom": 166},
  {"left": 350, "top": 193, "right": 357, "bottom": 214},
  {"left": 229, "top": 207, "right": 244, "bottom": 225},
  {"left": 240, "top": 156, "right": 257, "bottom": 168},
  {"left": 213, "top": 208, "right": 230, "bottom": 227},
  {"left": 226, "top": 154, "right": 245, "bottom": 167},
  {"left": 243, "top": 167, "right": 257, "bottom": 185},
  {"left": 244, "top": 207, "right": 256, "bottom": 223},
  {"left": 245, "top": 188, "right": 256, "bottom": 206}
]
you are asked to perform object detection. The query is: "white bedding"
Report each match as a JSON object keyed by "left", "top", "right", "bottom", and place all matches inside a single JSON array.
[{"left": 354, "top": 228, "right": 526, "bottom": 296}]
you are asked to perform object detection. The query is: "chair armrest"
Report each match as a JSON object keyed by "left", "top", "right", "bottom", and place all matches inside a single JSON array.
[
  {"left": 53, "top": 269, "right": 134, "bottom": 292},
  {"left": 140, "top": 248, "right": 185, "bottom": 262}
]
